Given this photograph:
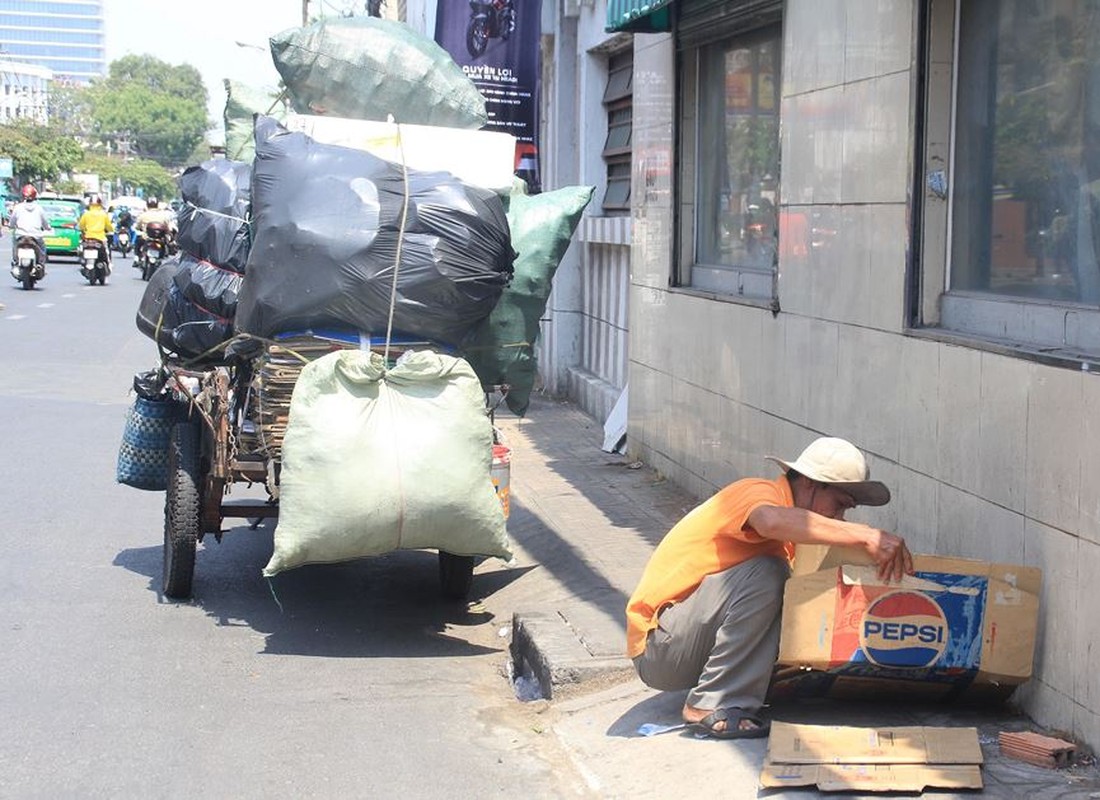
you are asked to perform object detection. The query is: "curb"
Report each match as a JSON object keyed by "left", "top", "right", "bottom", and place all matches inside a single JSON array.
[{"left": 511, "top": 610, "right": 635, "bottom": 700}]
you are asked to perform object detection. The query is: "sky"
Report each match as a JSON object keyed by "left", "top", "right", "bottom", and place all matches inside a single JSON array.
[{"left": 102, "top": 0, "right": 307, "bottom": 142}]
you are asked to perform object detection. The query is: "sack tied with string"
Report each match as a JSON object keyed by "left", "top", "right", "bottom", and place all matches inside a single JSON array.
[
  {"left": 269, "top": 16, "right": 487, "bottom": 130},
  {"left": 236, "top": 115, "right": 515, "bottom": 347},
  {"left": 263, "top": 349, "right": 512, "bottom": 577},
  {"left": 176, "top": 159, "right": 253, "bottom": 273},
  {"left": 135, "top": 255, "right": 237, "bottom": 361}
]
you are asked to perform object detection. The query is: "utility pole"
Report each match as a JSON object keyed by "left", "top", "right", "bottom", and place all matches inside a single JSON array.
[{"left": 302, "top": 0, "right": 309, "bottom": 25}]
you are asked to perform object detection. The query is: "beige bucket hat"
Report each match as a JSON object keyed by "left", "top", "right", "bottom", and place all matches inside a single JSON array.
[{"left": 766, "top": 437, "right": 890, "bottom": 507}]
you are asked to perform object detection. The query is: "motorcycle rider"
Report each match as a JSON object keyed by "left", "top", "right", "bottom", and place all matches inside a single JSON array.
[
  {"left": 134, "top": 197, "right": 176, "bottom": 258},
  {"left": 8, "top": 184, "right": 53, "bottom": 271},
  {"left": 110, "top": 203, "right": 134, "bottom": 250},
  {"left": 77, "top": 195, "right": 114, "bottom": 264}
]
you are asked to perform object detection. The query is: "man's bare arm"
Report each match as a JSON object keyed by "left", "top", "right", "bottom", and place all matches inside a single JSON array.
[{"left": 747, "top": 505, "right": 913, "bottom": 581}]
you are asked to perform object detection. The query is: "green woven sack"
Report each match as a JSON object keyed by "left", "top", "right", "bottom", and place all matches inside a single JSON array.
[
  {"left": 264, "top": 350, "right": 511, "bottom": 577},
  {"left": 270, "top": 17, "right": 487, "bottom": 129},
  {"left": 223, "top": 79, "right": 286, "bottom": 162},
  {"left": 462, "top": 185, "right": 594, "bottom": 416}
]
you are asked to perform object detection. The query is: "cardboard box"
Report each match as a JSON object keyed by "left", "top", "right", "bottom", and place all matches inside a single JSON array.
[
  {"left": 771, "top": 550, "right": 1041, "bottom": 701},
  {"left": 760, "top": 722, "right": 984, "bottom": 792}
]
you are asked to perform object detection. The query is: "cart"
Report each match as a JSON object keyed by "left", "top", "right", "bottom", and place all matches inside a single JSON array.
[{"left": 157, "top": 335, "right": 509, "bottom": 602}]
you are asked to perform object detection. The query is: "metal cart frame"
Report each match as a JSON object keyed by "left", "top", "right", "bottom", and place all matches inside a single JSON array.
[{"left": 159, "top": 361, "right": 486, "bottom": 602}]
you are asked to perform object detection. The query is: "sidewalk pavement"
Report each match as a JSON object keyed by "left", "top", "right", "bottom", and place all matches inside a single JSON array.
[{"left": 489, "top": 394, "right": 1100, "bottom": 799}]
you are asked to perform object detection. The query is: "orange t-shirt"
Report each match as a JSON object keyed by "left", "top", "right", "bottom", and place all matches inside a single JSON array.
[{"left": 625, "top": 476, "right": 795, "bottom": 658}]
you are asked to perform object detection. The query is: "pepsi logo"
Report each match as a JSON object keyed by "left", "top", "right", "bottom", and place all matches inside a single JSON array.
[{"left": 858, "top": 591, "right": 949, "bottom": 668}]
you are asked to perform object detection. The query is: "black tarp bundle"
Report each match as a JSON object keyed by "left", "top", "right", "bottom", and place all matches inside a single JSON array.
[
  {"left": 176, "top": 159, "right": 252, "bottom": 273},
  {"left": 135, "top": 255, "right": 238, "bottom": 361},
  {"left": 235, "top": 115, "right": 515, "bottom": 347},
  {"left": 135, "top": 159, "right": 251, "bottom": 360}
]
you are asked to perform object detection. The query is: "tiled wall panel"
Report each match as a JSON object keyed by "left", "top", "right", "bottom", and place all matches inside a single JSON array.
[{"left": 621, "top": 0, "right": 1100, "bottom": 751}]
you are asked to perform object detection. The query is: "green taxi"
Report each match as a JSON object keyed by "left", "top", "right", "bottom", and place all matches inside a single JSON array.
[{"left": 39, "top": 199, "right": 84, "bottom": 258}]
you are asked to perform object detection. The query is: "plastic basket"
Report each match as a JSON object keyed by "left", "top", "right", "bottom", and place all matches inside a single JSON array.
[{"left": 116, "top": 396, "right": 184, "bottom": 490}]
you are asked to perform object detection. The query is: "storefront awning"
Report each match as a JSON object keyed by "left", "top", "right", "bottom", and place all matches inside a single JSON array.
[{"left": 605, "top": 0, "right": 673, "bottom": 33}]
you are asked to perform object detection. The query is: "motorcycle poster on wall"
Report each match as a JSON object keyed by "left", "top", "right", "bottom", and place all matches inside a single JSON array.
[{"left": 434, "top": 0, "right": 542, "bottom": 193}]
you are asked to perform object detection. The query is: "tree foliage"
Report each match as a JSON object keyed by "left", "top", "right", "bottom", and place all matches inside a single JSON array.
[
  {"left": 106, "top": 55, "right": 206, "bottom": 99},
  {"left": 79, "top": 153, "right": 177, "bottom": 201},
  {"left": 84, "top": 55, "right": 209, "bottom": 167},
  {"left": 0, "top": 55, "right": 207, "bottom": 198},
  {"left": 0, "top": 120, "right": 83, "bottom": 185},
  {"left": 46, "top": 83, "right": 94, "bottom": 138}
]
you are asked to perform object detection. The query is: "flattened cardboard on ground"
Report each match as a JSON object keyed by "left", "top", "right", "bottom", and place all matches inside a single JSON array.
[
  {"left": 772, "top": 548, "right": 1041, "bottom": 700},
  {"left": 759, "top": 763, "right": 984, "bottom": 792},
  {"left": 760, "top": 722, "right": 984, "bottom": 792}
]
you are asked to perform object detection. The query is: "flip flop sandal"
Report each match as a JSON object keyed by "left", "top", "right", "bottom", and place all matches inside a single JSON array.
[{"left": 689, "top": 707, "right": 771, "bottom": 740}]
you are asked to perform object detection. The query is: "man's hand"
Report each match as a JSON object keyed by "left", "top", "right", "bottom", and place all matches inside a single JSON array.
[{"left": 865, "top": 529, "right": 913, "bottom": 582}]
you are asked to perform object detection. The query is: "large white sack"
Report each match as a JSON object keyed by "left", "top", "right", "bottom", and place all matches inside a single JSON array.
[
  {"left": 284, "top": 113, "right": 517, "bottom": 194},
  {"left": 263, "top": 350, "right": 511, "bottom": 577}
]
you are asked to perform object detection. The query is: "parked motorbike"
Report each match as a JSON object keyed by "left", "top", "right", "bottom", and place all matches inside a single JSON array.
[
  {"left": 466, "top": 0, "right": 515, "bottom": 58},
  {"left": 114, "top": 225, "right": 133, "bottom": 258},
  {"left": 10, "top": 235, "right": 45, "bottom": 290},
  {"left": 79, "top": 238, "right": 111, "bottom": 286},
  {"left": 138, "top": 222, "right": 172, "bottom": 281}
]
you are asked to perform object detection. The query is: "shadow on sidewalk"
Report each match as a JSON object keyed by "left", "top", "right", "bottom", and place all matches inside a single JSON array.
[
  {"left": 499, "top": 397, "right": 697, "bottom": 550},
  {"left": 490, "top": 395, "right": 703, "bottom": 656}
]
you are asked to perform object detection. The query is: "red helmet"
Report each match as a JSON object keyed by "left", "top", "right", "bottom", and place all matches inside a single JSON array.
[{"left": 21, "top": 184, "right": 37, "bottom": 200}]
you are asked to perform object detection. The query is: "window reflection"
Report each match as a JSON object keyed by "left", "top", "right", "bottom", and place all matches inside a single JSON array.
[
  {"left": 954, "top": 0, "right": 1100, "bottom": 304},
  {"left": 695, "top": 27, "right": 781, "bottom": 272}
]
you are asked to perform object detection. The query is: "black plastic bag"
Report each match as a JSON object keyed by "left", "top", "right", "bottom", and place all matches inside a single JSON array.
[
  {"left": 136, "top": 257, "right": 234, "bottom": 361},
  {"left": 176, "top": 159, "right": 252, "bottom": 272},
  {"left": 235, "top": 116, "right": 515, "bottom": 347},
  {"left": 172, "top": 252, "right": 243, "bottom": 321},
  {"left": 132, "top": 368, "right": 168, "bottom": 400}
]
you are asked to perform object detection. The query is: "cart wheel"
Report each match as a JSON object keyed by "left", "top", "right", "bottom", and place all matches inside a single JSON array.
[
  {"left": 163, "top": 420, "right": 201, "bottom": 599},
  {"left": 438, "top": 552, "right": 475, "bottom": 600}
]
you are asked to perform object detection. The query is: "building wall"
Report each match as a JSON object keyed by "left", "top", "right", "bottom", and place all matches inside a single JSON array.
[
  {"left": 537, "top": 2, "right": 632, "bottom": 424},
  {"left": 0, "top": 0, "right": 105, "bottom": 84},
  {"left": 401, "top": 0, "right": 629, "bottom": 422},
  {"left": 626, "top": 2, "right": 1100, "bottom": 750},
  {"left": 0, "top": 59, "right": 51, "bottom": 123},
  {"left": 564, "top": 217, "right": 631, "bottom": 423}
]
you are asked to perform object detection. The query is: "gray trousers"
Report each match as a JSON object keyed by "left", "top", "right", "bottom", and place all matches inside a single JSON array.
[{"left": 632, "top": 555, "right": 789, "bottom": 712}]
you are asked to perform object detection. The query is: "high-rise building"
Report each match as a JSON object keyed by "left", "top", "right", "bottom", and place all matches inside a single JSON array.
[{"left": 0, "top": 1, "right": 106, "bottom": 85}]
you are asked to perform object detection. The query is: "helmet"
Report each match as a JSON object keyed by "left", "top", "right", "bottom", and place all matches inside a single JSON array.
[
  {"left": 21, "top": 184, "right": 37, "bottom": 201},
  {"left": 92, "top": 195, "right": 102, "bottom": 206},
  {"left": 146, "top": 197, "right": 158, "bottom": 209}
]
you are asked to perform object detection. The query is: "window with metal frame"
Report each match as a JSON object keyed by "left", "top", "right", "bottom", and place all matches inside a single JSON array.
[
  {"left": 918, "top": 0, "right": 1100, "bottom": 361},
  {"left": 603, "top": 49, "right": 633, "bottom": 213},
  {"left": 674, "top": 1, "right": 783, "bottom": 301}
]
